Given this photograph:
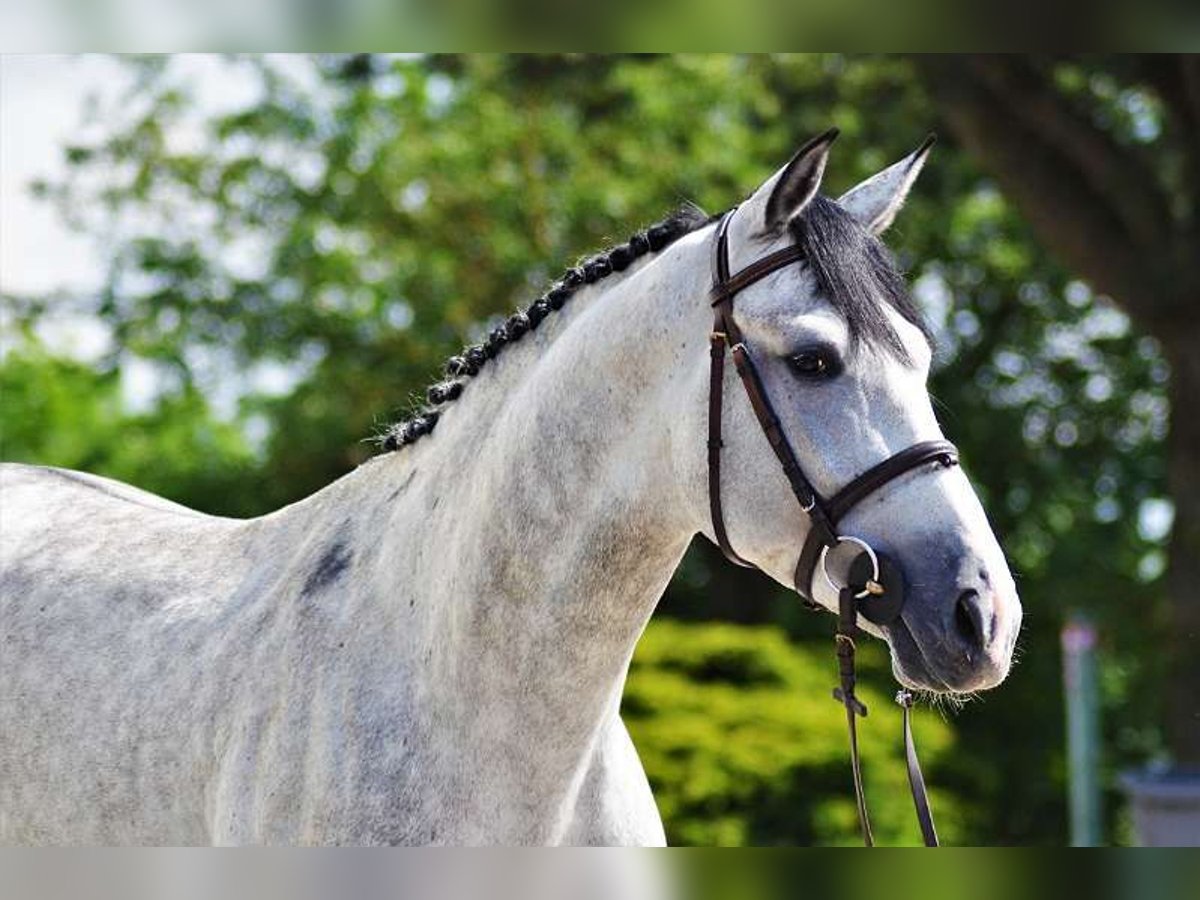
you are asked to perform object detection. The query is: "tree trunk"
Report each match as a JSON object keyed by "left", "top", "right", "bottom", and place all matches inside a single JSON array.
[
  {"left": 1165, "top": 335, "right": 1200, "bottom": 764},
  {"left": 916, "top": 55, "right": 1200, "bottom": 766}
]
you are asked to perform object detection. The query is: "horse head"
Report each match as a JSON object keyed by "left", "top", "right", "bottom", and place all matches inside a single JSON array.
[{"left": 700, "top": 132, "right": 1021, "bottom": 694}]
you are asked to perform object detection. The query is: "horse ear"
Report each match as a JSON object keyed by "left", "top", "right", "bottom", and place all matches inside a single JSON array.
[
  {"left": 837, "top": 134, "right": 935, "bottom": 235},
  {"left": 744, "top": 129, "right": 839, "bottom": 234}
]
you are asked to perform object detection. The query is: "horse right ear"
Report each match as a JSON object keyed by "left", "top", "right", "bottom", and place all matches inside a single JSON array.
[
  {"left": 837, "top": 134, "right": 935, "bottom": 235},
  {"left": 741, "top": 129, "right": 839, "bottom": 235}
]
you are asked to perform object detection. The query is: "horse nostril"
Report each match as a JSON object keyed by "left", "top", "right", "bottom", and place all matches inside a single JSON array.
[{"left": 954, "top": 589, "right": 990, "bottom": 655}]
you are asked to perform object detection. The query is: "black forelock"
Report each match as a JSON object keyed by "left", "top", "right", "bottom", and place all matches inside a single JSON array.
[{"left": 788, "top": 194, "right": 932, "bottom": 364}]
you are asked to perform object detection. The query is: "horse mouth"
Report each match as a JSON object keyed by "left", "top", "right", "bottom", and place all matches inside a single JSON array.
[{"left": 885, "top": 617, "right": 965, "bottom": 694}]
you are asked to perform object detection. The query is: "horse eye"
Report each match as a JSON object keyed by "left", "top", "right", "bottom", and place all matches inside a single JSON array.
[{"left": 789, "top": 350, "right": 831, "bottom": 378}]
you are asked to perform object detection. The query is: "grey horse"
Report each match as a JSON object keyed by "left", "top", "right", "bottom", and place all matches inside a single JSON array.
[{"left": 0, "top": 135, "right": 1020, "bottom": 845}]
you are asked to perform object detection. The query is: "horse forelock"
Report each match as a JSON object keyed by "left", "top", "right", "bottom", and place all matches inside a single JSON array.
[{"left": 789, "top": 195, "right": 933, "bottom": 365}]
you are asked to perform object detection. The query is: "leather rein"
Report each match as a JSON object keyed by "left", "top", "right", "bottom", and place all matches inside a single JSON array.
[{"left": 706, "top": 207, "right": 958, "bottom": 847}]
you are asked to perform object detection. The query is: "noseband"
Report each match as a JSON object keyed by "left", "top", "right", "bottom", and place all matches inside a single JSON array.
[{"left": 706, "top": 207, "right": 959, "bottom": 847}]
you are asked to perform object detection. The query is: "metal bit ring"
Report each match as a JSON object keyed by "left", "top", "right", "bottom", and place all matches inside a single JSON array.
[{"left": 819, "top": 535, "right": 882, "bottom": 600}]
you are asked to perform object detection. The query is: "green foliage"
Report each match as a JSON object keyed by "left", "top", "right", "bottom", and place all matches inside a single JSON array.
[
  {"left": 624, "top": 620, "right": 960, "bottom": 846},
  {"left": 2, "top": 54, "right": 1178, "bottom": 844},
  {"left": 0, "top": 337, "right": 258, "bottom": 516}
]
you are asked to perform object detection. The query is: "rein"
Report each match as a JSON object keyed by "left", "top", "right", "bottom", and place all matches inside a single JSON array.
[{"left": 706, "top": 207, "right": 957, "bottom": 847}]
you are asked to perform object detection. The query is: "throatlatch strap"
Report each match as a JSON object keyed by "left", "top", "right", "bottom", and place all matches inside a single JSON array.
[
  {"left": 707, "top": 212, "right": 754, "bottom": 567},
  {"left": 708, "top": 208, "right": 838, "bottom": 566},
  {"left": 708, "top": 325, "right": 753, "bottom": 568}
]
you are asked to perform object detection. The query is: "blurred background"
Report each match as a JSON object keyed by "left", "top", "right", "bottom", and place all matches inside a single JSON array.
[{"left": 2, "top": 54, "right": 1196, "bottom": 845}]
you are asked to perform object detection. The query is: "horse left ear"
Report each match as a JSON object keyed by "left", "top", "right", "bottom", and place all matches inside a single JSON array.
[{"left": 837, "top": 134, "right": 936, "bottom": 235}]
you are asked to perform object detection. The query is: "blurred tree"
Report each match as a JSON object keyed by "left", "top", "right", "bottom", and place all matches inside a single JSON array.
[
  {"left": 917, "top": 55, "right": 1197, "bottom": 767},
  {"left": 0, "top": 54, "right": 1177, "bottom": 843},
  {"left": 0, "top": 336, "right": 257, "bottom": 516}
]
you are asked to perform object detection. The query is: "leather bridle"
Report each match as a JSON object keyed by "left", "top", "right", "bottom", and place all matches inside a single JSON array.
[{"left": 706, "top": 206, "right": 959, "bottom": 847}]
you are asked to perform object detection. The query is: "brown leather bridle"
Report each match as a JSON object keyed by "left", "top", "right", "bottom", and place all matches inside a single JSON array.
[{"left": 706, "top": 206, "right": 959, "bottom": 847}]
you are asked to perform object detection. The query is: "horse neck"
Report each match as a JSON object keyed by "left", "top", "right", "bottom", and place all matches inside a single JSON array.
[{"left": 364, "top": 229, "right": 714, "bottom": 796}]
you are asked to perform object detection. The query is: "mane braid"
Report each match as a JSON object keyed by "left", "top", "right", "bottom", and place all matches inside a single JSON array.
[{"left": 376, "top": 204, "right": 712, "bottom": 453}]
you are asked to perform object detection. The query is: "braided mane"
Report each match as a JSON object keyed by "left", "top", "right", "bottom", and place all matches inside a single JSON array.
[{"left": 377, "top": 204, "right": 712, "bottom": 452}]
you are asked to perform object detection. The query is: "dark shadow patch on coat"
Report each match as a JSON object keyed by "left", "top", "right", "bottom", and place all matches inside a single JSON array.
[{"left": 303, "top": 541, "right": 353, "bottom": 597}]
